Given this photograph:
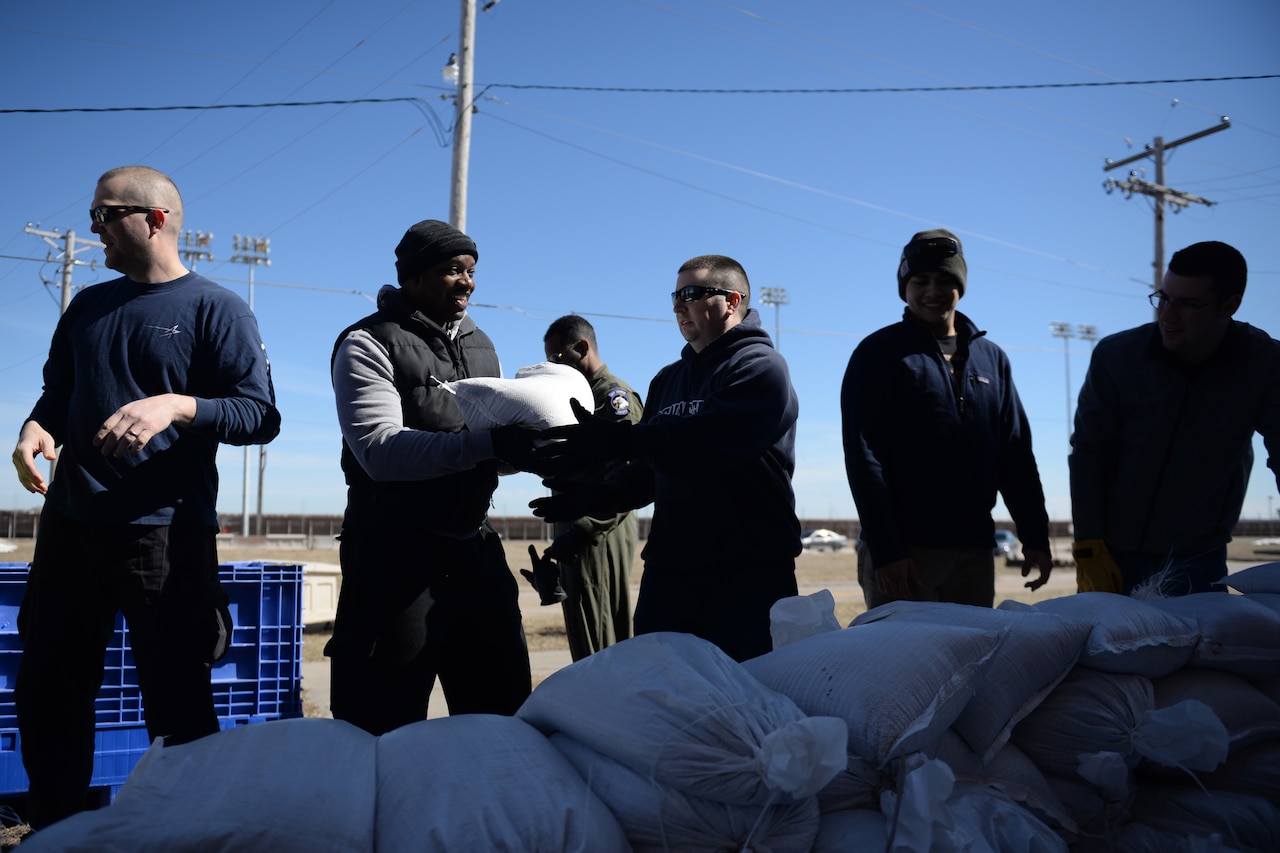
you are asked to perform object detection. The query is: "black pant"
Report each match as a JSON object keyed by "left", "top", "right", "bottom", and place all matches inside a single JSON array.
[
  {"left": 326, "top": 524, "right": 531, "bottom": 735},
  {"left": 633, "top": 558, "right": 798, "bottom": 662},
  {"left": 16, "top": 506, "right": 223, "bottom": 828}
]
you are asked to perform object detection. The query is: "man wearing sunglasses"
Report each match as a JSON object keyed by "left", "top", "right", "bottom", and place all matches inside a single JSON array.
[
  {"left": 10, "top": 166, "right": 280, "bottom": 828},
  {"left": 1070, "top": 241, "right": 1280, "bottom": 596},
  {"left": 532, "top": 255, "right": 801, "bottom": 662},
  {"left": 841, "top": 229, "right": 1053, "bottom": 609}
]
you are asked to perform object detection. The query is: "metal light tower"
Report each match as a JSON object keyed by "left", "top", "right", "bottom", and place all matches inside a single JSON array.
[
  {"left": 1050, "top": 322, "right": 1075, "bottom": 437},
  {"left": 178, "top": 230, "right": 214, "bottom": 271},
  {"left": 759, "top": 287, "right": 789, "bottom": 350},
  {"left": 230, "top": 234, "right": 271, "bottom": 536}
]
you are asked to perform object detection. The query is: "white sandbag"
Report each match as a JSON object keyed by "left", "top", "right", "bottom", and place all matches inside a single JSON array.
[
  {"left": 1104, "top": 822, "right": 1244, "bottom": 853},
  {"left": 743, "top": 621, "right": 1004, "bottom": 767},
  {"left": 770, "top": 588, "right": 841, "bottom": 649},
  {"left": 374, "top": 715, "right": 628, "bottom": 852},
  {"left": 1216, "top": 561, "right": 1280, "bottom": 594},
  {"left": 747, "top": 614, "right": 1003, "bottom": 768},
  {"left": 811, "top": 809, "right": 889, "bottom": 852},
  {"left": 23, "top": 718, "right": 376, "bottom": 853},
  {"left": 933, "top": 729, "right": 1077, "bottom": 837},
  {"left": 550, "top": 733, "right": 820, "bottom": 853},
  {"left": 1043, "top": 771, "right": 1133, "bottom": 837},
  {"left": 1011, "top": 669, "right": 1153, "bottom": 786},
  {"left": 435, "top": 361, "right": 592, "bottom": 429},
  {"left": 942, "top": 783, "right": 1070, "bottom": 853},
  {"left": 1151, "top": 668, "right": 1280, "bottom": 752},
  {"left": 517, "top": 632, "right": 847, "bottom": 806},
  {"left": 1147, "top": 592, "right": 1280, "bottom": 679},
  {"left": 811, "top": 752, "right": 883, "bottom": 814},
  {"left": 1246, "top": 591, "right": 1280, "bottom": 617},
  {"left": 1192, "top": 739, "right": 1280, "bottom": 802},
  {"left": 1126, "top": 785, "right": 1280, "bottom": 852},
  {"left": 854, "top": 600, "right": 1091, "bottom": 762},
  {"left": 1001, "top": 593, "right": 1199, "bottom": 678}
]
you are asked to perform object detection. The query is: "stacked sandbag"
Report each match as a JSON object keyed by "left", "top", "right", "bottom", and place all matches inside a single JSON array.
[
  {"left": 517, "top": 631, "right": 847, "bottom": 851},
  {"left": 747, "top": 617, "right": 1003, "bottom": 819},
  {"left": 1004, "top": 579, "right": 1280, "bottom": 849},
  {"left": 374, "top": 714, "right": 628, "bottom": 851},
  {"left": 22, "top": 718, "right": 378, "bottom": 852}
]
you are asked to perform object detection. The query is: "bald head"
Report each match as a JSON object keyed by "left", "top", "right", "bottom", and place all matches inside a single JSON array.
[{"left": 98, "top": 166, "right": 185, "bottom": 232}]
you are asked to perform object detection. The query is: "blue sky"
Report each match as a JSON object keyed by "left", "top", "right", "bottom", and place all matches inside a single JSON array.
[{"left": 2, "top": 0, "right": 1278, "bottom": 528}]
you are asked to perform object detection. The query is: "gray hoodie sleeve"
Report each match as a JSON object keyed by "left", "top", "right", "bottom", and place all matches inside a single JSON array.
[{"left": 332, "top": 328, "right": 494, "bottom": 481}]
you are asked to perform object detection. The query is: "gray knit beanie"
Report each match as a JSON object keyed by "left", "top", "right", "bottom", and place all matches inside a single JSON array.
[
  {"left": 897, "top": 228, "right": 967, "bottom": 300},
  {"left": 394, "top": 219, "right": 478, "bottom": 282}
]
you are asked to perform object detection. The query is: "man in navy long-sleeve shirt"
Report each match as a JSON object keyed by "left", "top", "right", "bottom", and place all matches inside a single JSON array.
[{"left": 10, "top": 165, "right": 280, "bottom": 829}]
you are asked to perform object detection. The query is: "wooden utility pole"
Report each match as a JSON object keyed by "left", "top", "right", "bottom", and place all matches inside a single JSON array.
[
  {"left": 449, "top": 0, "right": 477, "bottom": 231},
  {"left": 1103, "top": 118, "right": 1230, "bottom": 304},
  {"left": 23, "top": 226, "right": 102, "bottom": 313}
]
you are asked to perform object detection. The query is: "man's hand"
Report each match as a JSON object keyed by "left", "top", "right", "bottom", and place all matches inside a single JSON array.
[
  {"left": 544, "top": 525, "right": 592, "bottom": 562},
  {"left": 1020, "top": 548, "right": 1054, "bottom": 592},
  {"left": 1073, "top": 539, "right": 1123, "bottom": 593},
  {"left": 12, "top": 420, "right": 57, "bottom": 495},
  {"left": 490, "top": 424, "right": 544, "bottom": 472},
  {"left": 94, "top": 393, "right": 196, "bottom": 458},
  {"left": 875, "top": 557, "right": 920, "bottom": 599},
  {"left": 529, "top": 479, "right": 612, "bottom": 525},
  {"left": 520, "top": 544, "right": 566, "bottom": 606},
  {"left": 532, "top": 398, "right": 632, "bottom": 476}
]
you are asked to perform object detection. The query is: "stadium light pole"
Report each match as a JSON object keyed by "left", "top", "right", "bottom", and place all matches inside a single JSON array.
[
  {"left": 1050, "top": 322, "right": 1075, "bottom": 439},
  {"left": 230, "top": 234, "right": 271, "bottom": 536},
  {"left": 759, "top": 287, "right": 789, "bottom": 351}
]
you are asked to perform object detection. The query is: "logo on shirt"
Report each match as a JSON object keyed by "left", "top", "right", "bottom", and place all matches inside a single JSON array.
[{"left": 145, "top": 324, "right": 182, "bottom": 338}]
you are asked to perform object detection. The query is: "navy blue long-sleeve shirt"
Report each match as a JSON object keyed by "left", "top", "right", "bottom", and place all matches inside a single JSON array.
[{"left": 27, "top": 272, "right": 280, "bottom": 527}]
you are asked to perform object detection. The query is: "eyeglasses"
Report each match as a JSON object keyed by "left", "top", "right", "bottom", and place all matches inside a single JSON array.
[
  {"left": 1148, "top": 290, "right": 1211, "bottom": 313},
  {"left": 89, "top": 205, "right": 169, "bottom": 224},
  {"left": 900, "top": 236, "right": 961, "bottom": 275},
  {"left": 671, "top": 285, "right": 739, "bottom": 304}
]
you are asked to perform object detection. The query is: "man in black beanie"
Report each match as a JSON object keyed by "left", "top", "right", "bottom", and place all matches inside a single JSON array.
[
  {"left": 327, "top": 219, "right": 537, "bottom": 734},
  {"left": 841, "top": 228, "right": 1053, "bottom": 608}
]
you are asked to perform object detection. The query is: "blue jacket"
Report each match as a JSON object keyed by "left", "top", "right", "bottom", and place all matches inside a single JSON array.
[
  {"left": 841, "top": 309, "right": 1049, "bottom": 567},
  {"left": 29, "top": 272, "right": 280, "bottom": 527},
  {"left": 1070, "top": 321, "right": 1280, "bottom": 554},
  {"left": 608, "top": 309, "right": 802, "bottom": 570}
]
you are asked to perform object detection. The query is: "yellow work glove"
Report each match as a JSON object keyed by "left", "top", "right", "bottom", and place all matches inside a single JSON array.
[{"left": 1072, "top": 539, "right": 1123, "bottom": 593}]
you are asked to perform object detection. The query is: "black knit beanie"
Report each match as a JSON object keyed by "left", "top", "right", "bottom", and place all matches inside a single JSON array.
[
  {"left": 897, "top": 228, "right": 967, "bottom": 300},
  {"left": 394, "top": 219, "right": 478, "bottom": 282}
]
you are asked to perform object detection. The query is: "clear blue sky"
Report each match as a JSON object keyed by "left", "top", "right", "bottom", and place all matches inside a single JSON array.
[{"left": 2, "top": 0, "right": 1278, "bottom": 528}]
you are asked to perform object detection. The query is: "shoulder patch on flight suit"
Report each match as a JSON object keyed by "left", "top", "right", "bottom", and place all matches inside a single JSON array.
[{"left": 607, "top": 387, "right": 631, "bottom": 418}]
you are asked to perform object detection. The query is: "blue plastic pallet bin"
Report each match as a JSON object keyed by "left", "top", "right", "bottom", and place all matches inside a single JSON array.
[{"left": 0, "top": 560, "right": 303, "bottom": 801}]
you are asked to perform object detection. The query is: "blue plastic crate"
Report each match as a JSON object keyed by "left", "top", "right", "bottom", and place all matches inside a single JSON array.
[
  {"left": 0, "top": 560, "right": 303, "bottom": 798},
  {"left": 0, "top": 724, "right": 152, "bottom": 804}
]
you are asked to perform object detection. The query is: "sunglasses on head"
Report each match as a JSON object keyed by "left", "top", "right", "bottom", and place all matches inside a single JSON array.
[
  {"left": 90, "top": 205, "right": 169, "bottom": 224},
  {"left": 671, "top": 285, "right": 738, "bottom": 304},
  {"left": 902, "top": 236, "right": 960, "bottom": 262}
]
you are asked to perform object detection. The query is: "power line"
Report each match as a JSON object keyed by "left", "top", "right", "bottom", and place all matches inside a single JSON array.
[{"left": 3, "top": 75, "right": 1274, "bottom": 115}]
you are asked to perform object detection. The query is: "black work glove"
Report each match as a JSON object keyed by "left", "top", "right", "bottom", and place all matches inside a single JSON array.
[
  {"left": 529, "top": 479, "right": 614, "bottom": 525},
  {"left": 532, "top": 399, "right": 632, "bottom": 477},
  {"left": 520, "top": 544, "right": 566, "bottom": 606},
  {"left": 490, "top": 424, "right": 543, "bottom": 472}
]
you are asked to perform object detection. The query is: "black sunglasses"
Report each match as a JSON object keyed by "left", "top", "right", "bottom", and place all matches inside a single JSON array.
[
  {"left": 90, "top": 205, "right": 169, "bottom": 224},
  {"left": 671, "top": 285, "right": 739, "bottom": 304}
]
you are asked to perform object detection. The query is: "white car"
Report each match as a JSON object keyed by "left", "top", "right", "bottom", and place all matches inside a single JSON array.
[
  {"left": 800, "top": 529, "right": 848, "bottom": 552},
  {"left": 993, "top": 529, "right": 1023, "bottom": 565}
]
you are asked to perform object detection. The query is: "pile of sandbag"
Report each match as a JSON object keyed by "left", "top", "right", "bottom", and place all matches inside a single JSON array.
[
  {"left": 23, "top": 632, "right": 847, "bottom": 852},
  {"left": 748, "top": 564, "right": 1279, "bottom": 851},
  {"left": 23, "top": 563, "right": 1280, "bottom": 852}
]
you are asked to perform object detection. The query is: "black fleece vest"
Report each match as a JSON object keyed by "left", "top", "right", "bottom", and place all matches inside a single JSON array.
[{"left": 333, "top": 307, "right": 500, "bottom": 533}]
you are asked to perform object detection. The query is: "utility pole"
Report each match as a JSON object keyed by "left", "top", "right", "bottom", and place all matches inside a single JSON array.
[
  {"left": 448, "top": 0, "right": 477, "bottom": 231},
  {"left": 759, "top": 287, "right": 789, "bottom": 351},
  {"left": 1050, "top": 322, "right": 1075, "bottom": 438},
  {"left": 24, "top": 226, "right": 102, "bottom": 313},
  {"left": 1103, "top": 118, "right": 1229, "bottom": 313},
  {"left": 229, "top": 234, "right": 271, "bottom": 537}
]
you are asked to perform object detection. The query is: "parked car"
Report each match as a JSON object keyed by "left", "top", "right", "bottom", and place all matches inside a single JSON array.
[
  {"left": 800, "top": 529, "right": 848, "bottom": 552},
  {"left": 993, "top": 529, "right": 1023, "bottom": 565}
]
